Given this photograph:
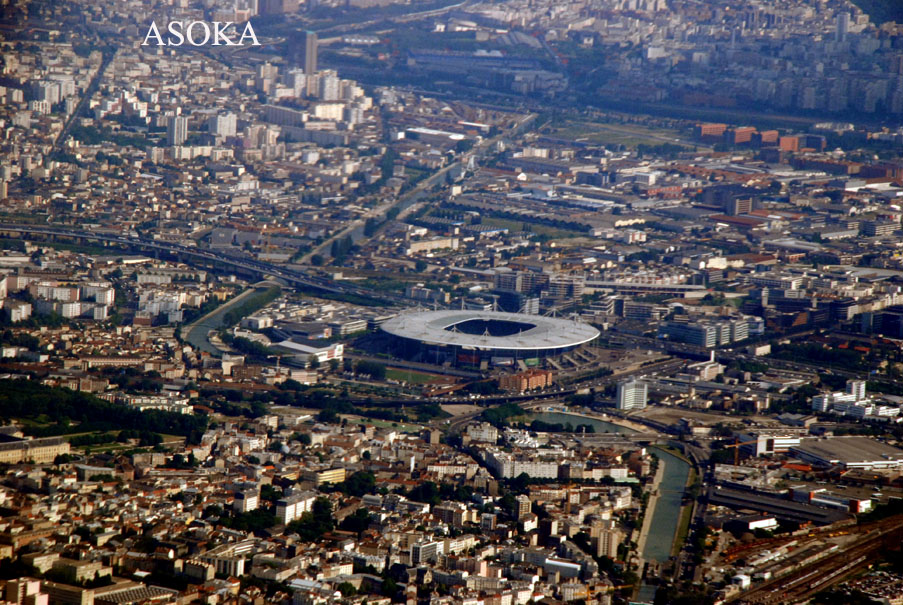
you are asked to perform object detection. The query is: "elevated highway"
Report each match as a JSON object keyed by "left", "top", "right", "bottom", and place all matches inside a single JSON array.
[{"left": 0, "top": 223, "right": 400, "bottom": 305}]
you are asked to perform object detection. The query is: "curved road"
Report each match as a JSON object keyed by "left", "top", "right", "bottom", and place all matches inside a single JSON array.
[{"left": 0, "top": 223, "right": 403, "bottom": 305}]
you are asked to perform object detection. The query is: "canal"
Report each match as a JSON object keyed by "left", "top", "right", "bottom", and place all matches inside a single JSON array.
[
  {"left": 637, "top": 446, "right": 691, "bottom": 601},
  {"left": 533, "top": 411, "right": 636, "bottom": 435},
  {"left": 185, "top": 287, "right": 265, "bottom": 356},
  {"left": 533, "top": 412, "right": 691, "bottom": 603}
]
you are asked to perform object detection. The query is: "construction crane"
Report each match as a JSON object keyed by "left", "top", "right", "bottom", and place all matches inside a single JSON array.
[
  {"left": 260, "top": 225, "right": 274, "bottom": 255},
  {"left": 596, "top": 585, "right": 633, "bottom": 594},
  {"left": 723, "top": 438, "right": 760, "bottom": 465}
]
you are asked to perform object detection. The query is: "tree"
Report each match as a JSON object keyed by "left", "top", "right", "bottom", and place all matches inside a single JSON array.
[
  {"left": 335, "top": 471, "right": 376, "bottom": 497},
  {"left": 509, "top": 472, "right": 531, "bottom": 494},
  {"left": 454, "top": 139, "right": 474, "bottom": 153},
  {"left": 318, "top": 408, "right": 339, "bottom": 424},
  {"left": 414, "top": 259, "right": 428, "bottom": 272},
  {"left": 467, "top": 380, "right": 500, "bottom": 395},
  {"left": 381, "top": 577, "right": 399, "bottom": 599},
  {"left": 281, "top": 378, "right": 303, "bottom": 391},
  {"left": 355, "top": 360, "right": 386, "bottom": 380},
  {"left": 221, "top": 508, "right": 276, "bottom": 533},
  {"left": 337, "top": 582, "right": 357, "bottom": 597},
  {"left": 261, "top": 484, "right": 282, "bottom": 503},
  {"left": 480, "top": 402, "right": 523, "bottom": 426},
  {"left": 308, "top": 355, "right": 321, "bottom": 369},
  {"left": 406, "top": 481, "right": 442, "bottom": 506},
  {"left": 249, "top": 400, "right": 268, "bottom": 418},
  {"left": 339, "top": 508, "right": 372, "bottom": 535},
  {"left": 287, "top": 497, "right": 334, "bottom": 541}
]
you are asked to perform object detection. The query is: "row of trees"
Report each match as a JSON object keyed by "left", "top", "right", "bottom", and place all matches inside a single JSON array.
[
  {"left": 527, "top": 419, "right": 597, "bottom": 433},
  {"left": 221, "top": 334, "right": 274, "bottom": 359},
  {"left": 117, "top": 429, "right": 164, "bottom": 446},
  {"left": 355, "top": 360, "right": 387, "bottom": 380},
  {"left": 330, "top": 236, "right": 355, "bottom": 265},
  {"left": 480, "top": 403, "right": 525, "bottom": 427},
  {"left": 0, "top": 380, "right": 208, "bottom": 444},
  {"left": 221, "top": 287, "right": 281, "bottom": 328}
]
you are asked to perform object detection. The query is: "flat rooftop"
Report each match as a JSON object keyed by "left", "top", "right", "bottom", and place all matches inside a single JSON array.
[
  {"left": 792, "top": 436, "right": 903, "bottom": 465},
  {"left": 708, "top": 487, "right": 850, "bottom": 525}
]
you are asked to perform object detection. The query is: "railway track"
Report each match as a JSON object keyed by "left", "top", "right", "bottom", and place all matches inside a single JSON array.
[{"left": 732, "top": 517, "right": 903, "bottom": 604}]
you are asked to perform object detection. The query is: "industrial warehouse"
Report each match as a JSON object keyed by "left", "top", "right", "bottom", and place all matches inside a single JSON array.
[{"left": 789, "top": 436, "right": 903, "bottom": 471}]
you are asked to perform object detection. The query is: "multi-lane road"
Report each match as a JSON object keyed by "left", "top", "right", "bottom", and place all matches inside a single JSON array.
[
  {"left": 299, "top": 111, "right": 536, "bottom": 264},
  {"left": 53, "top": 48, "right": 116, "bottom": 152},
  {"left": 0, "top": 223, "right": 403, "bottom": 305}
]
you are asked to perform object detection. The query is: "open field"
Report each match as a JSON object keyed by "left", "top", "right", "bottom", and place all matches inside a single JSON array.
[
  {"left": 440, "top": 403, "right": 482, "bottom": 417},
  {"left": 481, "top": 216, "right": 586, "bottom": 239},
  {"left": 548, "top": 120, "right": 696, "bottom": 149},
  {"left": 385, "top": 368, "right": 442, "bottom": 384},
  {"left": 340, "top": 415, "right": 425, "bottom": 433}
]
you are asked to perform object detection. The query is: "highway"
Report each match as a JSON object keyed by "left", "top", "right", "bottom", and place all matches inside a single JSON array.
[
  {"left": 436, "top": 345, "right": 691, "bottom": 435},
  {"left": 607, "top": 331, "right": 871, "bottom": 381},
  {"left": 53, "top": 48, "right": 116, "bottom": 152},
  {"left": 0, "top": 223, "right": 404, "bottom": 306},
  {"left": 315, "top": 0, "right": 469, "bottom": 34},
  {"left": 347, "top": 354, "right": 482, "bottom": 379}
]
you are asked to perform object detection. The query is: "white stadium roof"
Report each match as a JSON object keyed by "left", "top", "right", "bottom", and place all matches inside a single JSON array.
[{"left": 380, "top": 310, "right": 599, "bottom": 352}]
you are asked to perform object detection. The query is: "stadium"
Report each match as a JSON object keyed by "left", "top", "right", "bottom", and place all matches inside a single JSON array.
[{"left": 380, "top": 310, "right": 600, "bottom": 367}]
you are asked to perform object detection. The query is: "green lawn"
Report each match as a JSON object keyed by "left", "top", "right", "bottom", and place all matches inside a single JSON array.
[
  {"left": 79, "top": 432, "right": 183, "bottom": 454},
  {"left": 0, "top": 213, "right": 50, "bottom": 225},
  {"left": 549, "top": 120, "right": 692, "bottom": 149},
  {"left": 385, "top": 368, "right": 441, "bottom": 384},
  {"left": 340, "top": 415, "right": 424, "bottom": 433},
  {"left": 671, "top": 459, "right": 699, "bottom": 556},
  {"left": 30, "top": 240, "right": 118, "bottom": 256},
  {"left": 672, "top": 504, "right": 694, "bottom": 557}
]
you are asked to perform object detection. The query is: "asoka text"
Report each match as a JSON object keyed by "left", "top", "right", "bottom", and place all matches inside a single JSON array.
[{"left": 142, "top": 21, "right": 260, "bottom": 47}]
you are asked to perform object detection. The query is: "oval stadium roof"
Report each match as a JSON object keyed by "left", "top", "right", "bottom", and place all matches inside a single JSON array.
[{"left": 380, "top": 310, "right": 599, "bottom": 352}]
